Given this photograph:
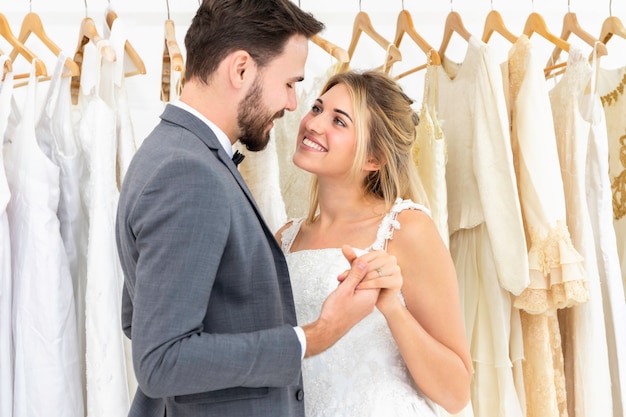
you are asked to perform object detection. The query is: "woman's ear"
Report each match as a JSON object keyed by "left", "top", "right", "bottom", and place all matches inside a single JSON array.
[{"left": 364, "top": 156, "right": 382, "bottom": 172}]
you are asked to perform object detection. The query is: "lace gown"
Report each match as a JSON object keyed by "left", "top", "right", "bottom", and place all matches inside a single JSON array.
[
  {"left": 281, "top": 199, "right": 438, "bottom": 417},
  {"left": 502, "top": 36, "right": 588, "bottom": 417}
]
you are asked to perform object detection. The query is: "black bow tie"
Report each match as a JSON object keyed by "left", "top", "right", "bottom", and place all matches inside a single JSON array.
[{"left": 232, "top": 150, "right": 245, "bottom": 167}]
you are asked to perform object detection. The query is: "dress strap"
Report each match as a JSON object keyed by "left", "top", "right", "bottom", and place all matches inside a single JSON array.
[
  {"left": 280, "top": 218, "right": 305, "bottom": 253},
  {"left": 367, "top": 198, "right": 431, "bottom": 251}
]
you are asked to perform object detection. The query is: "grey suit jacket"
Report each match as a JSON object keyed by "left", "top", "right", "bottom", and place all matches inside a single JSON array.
[{"left": 116, "top": 105, "right": 304, "bottom": 417}]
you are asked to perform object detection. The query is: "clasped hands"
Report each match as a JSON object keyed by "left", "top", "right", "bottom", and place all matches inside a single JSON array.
[
  {"left": 337, "top": 245, "right": 403, "bottom": 314},
  {"left": 307, "top": 245, "right": 403, "bottom": 357}
]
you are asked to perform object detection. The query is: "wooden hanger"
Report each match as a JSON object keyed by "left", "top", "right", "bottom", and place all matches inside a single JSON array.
[
  {"left": 10, "top": 12, "right": 80, "bottom": 77},
  {"left": 106, "top": 9, "right": 147, "bottom": 77},
  {"left": 523, "top": 12, "right": 570, "bottom": 52},
  {"left": 71, "top": 17, "right": 117, "bottom": 104},
  {"left": 311, "top": 34, "right": 349, "bottom": 65},
  {"left": 482, "top": 9, "right": 518, "bottom": 44},
  {"left": 438, "top": 11, "right": 472, "bottom": 60},
  {"left": 338, "top": 11, "right": 402, "bottom": 73},
  {"left": 0, "top": 13, "right": 46, "bottom": 78},
  {"left": 547, "top": 12, "right": 607, "bottom": 70},
  {"left": 522, "top": 12, "right": 571, "bottom": 76},
  {"left": 391, "top": 9, "right": 440, "bottom": 80},
  {"left": 599, "top": 15, "right": 626, "bottom": 44},
  {"left": 161, "top": 19, "right": 185, "bottom": 102}
]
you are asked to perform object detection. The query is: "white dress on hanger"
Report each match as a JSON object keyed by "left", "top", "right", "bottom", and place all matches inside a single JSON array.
[
  {"left": 0, "top": 54, "right": 14, "bottom": 417},
  {"left": 586, "top": 64, "right": 626, "bottom": 417},
  {"left": 549, "top": 47, "right": 613, "bottom": 417},
  {"left": 74, "top": 40, "right": 131, "bottom": 417},
  {"left": 281, "top": 199, "right": 438, "bottom": 417},
  {"left": 435, "top": 36, "right": 527, "bottom": 417},
  {"left": 5, "top": 62, "right": 83, "bottom": 417},
  {"left": 502, "top": 36, "right": 588, "bottom": 417},
  {"left": 598, "top": 66, "right": 626, "bottom": 294},
  {"left": 105, "top": 19, "right": 142, "bottom": 400},
  {"left": 36, "top": 53, "right": 87, "bottom": 415}
]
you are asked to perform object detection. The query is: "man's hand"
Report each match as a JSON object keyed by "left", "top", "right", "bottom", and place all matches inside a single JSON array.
[{"left": 302, "top": 245, "right": 379, "bottom": 357}]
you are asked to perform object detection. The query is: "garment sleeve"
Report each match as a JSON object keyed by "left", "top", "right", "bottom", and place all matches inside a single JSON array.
[
  {"left": 472, "top": 44, "right": 530, "bottom": 295},
  {"left": 511, "top": 44, "right": 587, "bottom": 312}
]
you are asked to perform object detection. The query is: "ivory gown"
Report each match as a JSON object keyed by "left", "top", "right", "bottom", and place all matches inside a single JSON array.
[{"left": 435, "top": 36, "right": 528, "bottom": 417}]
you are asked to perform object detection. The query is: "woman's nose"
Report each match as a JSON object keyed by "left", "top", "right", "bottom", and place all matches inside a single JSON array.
[{"left": 304, "top": 113, "right": 323, "bottom": 134}]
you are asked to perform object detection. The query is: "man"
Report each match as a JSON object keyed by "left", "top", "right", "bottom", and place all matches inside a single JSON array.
[{"left": 115, "top": 1, "right": 384, "bottom": 416}]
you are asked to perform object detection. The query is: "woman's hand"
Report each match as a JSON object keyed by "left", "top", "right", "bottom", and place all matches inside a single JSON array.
[{"left": 337, "top": 248, "right": 403, "bottom": 314}]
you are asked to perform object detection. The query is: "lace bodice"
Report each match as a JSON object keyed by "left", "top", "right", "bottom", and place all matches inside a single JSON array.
[{"left": 281, "top": 199, "right": 437, "bottom": 417}]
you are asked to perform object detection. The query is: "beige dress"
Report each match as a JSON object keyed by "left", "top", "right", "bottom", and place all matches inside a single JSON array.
[
  {"left": 436, "top": 36, "right": 527, "bottom": 417},
  {"left": 549, "top": 48, "right": 613, "bottom": 417},
  {"left": 503, "top": 35, "right": 588, "bottom": 417}
]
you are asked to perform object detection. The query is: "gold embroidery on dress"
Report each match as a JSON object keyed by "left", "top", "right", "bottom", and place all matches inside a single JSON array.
[
  {"left": 613, "top": 131, "right": 626, "bottom": 220},
  {"left": 601, "top": 71, "right": 626, "bottom": 106}
]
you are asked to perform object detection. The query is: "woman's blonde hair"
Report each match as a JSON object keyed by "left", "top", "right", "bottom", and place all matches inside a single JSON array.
[{"left": 306, "top": 70, "right": 428, "bottom": 223}]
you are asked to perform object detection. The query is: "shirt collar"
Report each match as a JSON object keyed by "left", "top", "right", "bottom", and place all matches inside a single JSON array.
[{"left": 170, "top": 100, "right": 234, "bottom": 157}]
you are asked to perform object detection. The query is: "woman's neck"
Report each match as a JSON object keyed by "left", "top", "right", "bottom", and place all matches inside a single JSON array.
[{"left": 315, "top": 180, "right": 384, "bottom": 226}]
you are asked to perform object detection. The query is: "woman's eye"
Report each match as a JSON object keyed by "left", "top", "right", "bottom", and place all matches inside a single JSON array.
[
  {"left": 311, "top": 104, "right": 321, "bottom": 113},
  {"left": 334, "top": 118, "right": 346, "bottom": 127}
]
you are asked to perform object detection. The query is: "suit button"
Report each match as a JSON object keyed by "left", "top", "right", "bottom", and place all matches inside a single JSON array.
[{"left": 296, "top": 389, "right": 304, "bottom": 401}]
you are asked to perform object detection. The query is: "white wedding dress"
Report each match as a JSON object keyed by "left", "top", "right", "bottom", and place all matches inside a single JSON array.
[{"left": 281, "top": 199, "right": 439, "bottom": 417}]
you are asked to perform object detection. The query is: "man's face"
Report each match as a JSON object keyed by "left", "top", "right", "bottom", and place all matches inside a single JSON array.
[{"left": 237, "top": 35, "right": 309, "bottom": 152}]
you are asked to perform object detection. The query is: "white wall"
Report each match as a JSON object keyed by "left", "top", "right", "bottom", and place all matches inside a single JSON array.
[{"left": 1, "top": 0, "right": 625, "bottom": 140}]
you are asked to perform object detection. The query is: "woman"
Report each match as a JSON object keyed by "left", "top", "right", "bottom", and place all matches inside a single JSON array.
[{"left": 276, "top": 70, "right": 472, "bottom": 416}]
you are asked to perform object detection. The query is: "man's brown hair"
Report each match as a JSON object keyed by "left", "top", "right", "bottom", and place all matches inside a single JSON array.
[{"left": 184, "top": 0, "right": 324, "bottom": 84}]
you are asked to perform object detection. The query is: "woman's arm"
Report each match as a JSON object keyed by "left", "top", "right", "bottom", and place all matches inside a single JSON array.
[{"left": 359, "top": 209, "right": 473, "bottom": 413}]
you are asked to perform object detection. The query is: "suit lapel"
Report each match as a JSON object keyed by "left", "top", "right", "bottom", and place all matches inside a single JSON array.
[{"left": 159, "top": 105, "right": 280, "bottom": 249}]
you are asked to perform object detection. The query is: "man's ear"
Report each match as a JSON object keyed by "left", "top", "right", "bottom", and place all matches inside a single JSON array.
[{"left": 228, "top": 50, "right": 256, "bottom": 88}]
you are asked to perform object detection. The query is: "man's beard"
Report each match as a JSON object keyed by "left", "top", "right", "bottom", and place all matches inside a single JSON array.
[{"left": 237, "top": 77, "right": 284, "bottom": 152}]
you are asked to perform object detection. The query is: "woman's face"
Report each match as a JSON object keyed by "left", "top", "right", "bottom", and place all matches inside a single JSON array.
[{"left": 293, "top": 83, "right": 359, "bottom": 178}]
